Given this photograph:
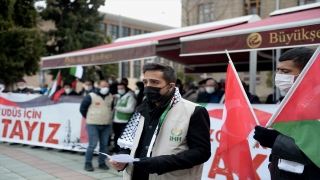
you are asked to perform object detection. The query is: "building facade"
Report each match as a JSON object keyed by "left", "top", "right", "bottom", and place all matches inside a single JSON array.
[
  {"left": 180, "top": 0, "right": 320, "bottom": 101},
  {"left": 181, "top": 0, "right": 320, "bottom": 27}
]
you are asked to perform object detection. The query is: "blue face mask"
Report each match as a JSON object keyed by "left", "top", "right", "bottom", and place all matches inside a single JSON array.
[
  {"left": 40, "top": 88, "right": 47, "bottom": 93},
  {"left": 0, "top": 85, "right": 3, "bottom": 90}
]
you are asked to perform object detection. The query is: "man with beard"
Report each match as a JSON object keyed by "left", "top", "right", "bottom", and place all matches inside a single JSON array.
[{"left": 110, "top": 63, "right": 211, "bottom": 180}]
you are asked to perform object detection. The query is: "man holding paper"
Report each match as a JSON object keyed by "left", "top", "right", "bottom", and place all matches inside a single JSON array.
[
  {"left": 254, "top": 47, "right": 320, "bottom": 179},
  {"left": 110, "top": 63, "right": 211, "bottom": 180}
]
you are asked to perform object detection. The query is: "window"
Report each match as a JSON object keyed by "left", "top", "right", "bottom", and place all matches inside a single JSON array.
[
  {"left": 298, "top": 0, "right": 319, "bottom": 5},
  {"left": 122, "top": 62, "right": 130, "bottom": 78},
  {"left": 109, "top": 25, "right": 118, "bottom": 40},
  {"left": 133, "top": 29, "right": 141, "bottom": 35},
  {"left": 243, "top": 71, "right": 261, "bottom": 85},
  {"left": 100, "top": 23, "right": 106, "bottom": 38},
  {"left": 144, "top": 30, "right": 151, "bottom": 34},
  {"left": 244, "top": 0, "right": 261, "bottom": 15},
  {"left": 198, "top": 3, "right": 215, "bottom": 24},
  {"left": 122, "top": 27, "right": 131, "bottom": 37},
  {"left": 133, "top": 61, "right": 141, "bottom": 78}
]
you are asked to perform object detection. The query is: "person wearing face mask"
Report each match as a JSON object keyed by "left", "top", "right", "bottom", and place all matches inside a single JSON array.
[
  {"left": 39, "top": 83, "right": 48, "bottom": 94},
  {"left": 0, "top": 79, "right": 10, "bottom": 93},
  {"left": 108, "top": 75, "right": 119, "bottom": 95},
  {"left": 79, "top": 79, "right": 96, "bottom": 97},
  {"left": 254, "top": 47, "right": 320, "bottom": 179},
  {"left": 79, "top": 80, "right": 114, "bottom": 171},
  {"left": 110, "top": 83, "right": 137, "bottom": 153},
  {"left": 109, "top": 63, "right": 211, "bottom": 180},
  {"left": 182, "top": 82, "right": 197, "bottom": 103},
  {"left": 13, "top": 78, "right": 34, "bottom": 94},
  {"left": 135, "top": 81, "right": 145, "bottom": 107},
  {"left": 196, "top": 78, "right": 224, "bottom": 103},
  {"left": 60, "top": 82, "right": 80, "bottom": 96}
]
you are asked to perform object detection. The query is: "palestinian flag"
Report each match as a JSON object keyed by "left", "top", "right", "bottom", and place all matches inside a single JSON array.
[
  {"left": 69, "top": 66, "right": 83, "bottom": 79},
  {"left": 47, "top": 70, "right": 62, "bottom": 98},
  {"left": 269, "top": 46, "right": 320, "bottom": 168}
]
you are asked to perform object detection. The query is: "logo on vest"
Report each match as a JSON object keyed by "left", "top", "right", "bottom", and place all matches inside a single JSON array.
[
  {"left": 247, "top": 32, "right": 262, "bottom": 48},
  {"left": 170, "top": 128, "right": 182, "bottom": 142}
]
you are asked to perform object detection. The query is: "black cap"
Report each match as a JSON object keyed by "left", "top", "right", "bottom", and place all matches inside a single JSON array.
[
  {"left": 63, "top": 82, "right": 72, "bottom": 87},
  {"left": 17, "top": 78, "right": 26, "bottom": 83},
  {"left": 0, "top": 79, "right": 5, "bottom": 85}
]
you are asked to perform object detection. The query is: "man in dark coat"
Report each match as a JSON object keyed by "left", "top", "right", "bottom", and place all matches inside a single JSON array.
[
  {"left": 13, "top": 78, "right": 33, "bottom": 94},
  {"left": 254, "top": 47, "right": 320, "bottom": 179},
  {"left": 197, "top": 78, "right": 224, "bottom": 103}
]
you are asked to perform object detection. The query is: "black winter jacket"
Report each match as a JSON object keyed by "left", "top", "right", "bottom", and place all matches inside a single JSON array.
[
  {"left": 119, "top": 90, "right": 211, "bottom": 180},
  {"left": 13, "top": 88, "right": 34, "bottom": 94},
  {"left": 269, "top": 134, "right": 320, "bottom": 179}
]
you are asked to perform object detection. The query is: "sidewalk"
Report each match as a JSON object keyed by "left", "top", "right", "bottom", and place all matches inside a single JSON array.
[{"left": 0, "top": 142, "right": 123, "bottom": 180}]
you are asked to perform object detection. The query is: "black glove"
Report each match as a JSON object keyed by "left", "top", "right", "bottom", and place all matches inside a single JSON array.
[
  {"left": 133, "top": 157, "right": 159, "bottom": 174},
  {"left": 253, "top": 125, "right": 280, "bottom": 148}
]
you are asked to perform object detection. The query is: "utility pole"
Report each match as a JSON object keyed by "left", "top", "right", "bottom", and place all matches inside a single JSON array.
[{"left": 118, "top": 1, "right": 123, "bottom": 80}]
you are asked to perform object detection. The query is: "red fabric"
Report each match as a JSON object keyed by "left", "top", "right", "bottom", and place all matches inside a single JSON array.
[
  {"left": 0, "top": 97, "right": 19, "bottom": 107},
  {"left": 273, "top": 50, "right": 320, "bottom": 123},
  {"left": 217, "top": 62, "right": 257, "bottom": 179},
  {"left": 52, "top": 88, "right": 65, "bottom": 103},
  {"left": 57, "top": 71, "right": 62, "bottom": 86},
  {"left": 80, "top": 117, "right": 88, "bottom": 143},
  {"left": 71, "top": 80, "right": 77, "bottom": 89}
]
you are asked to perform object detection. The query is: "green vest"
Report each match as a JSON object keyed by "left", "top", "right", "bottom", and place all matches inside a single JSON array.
[{"left": 116, "top": 96, "right": 133, "bottom": 121}]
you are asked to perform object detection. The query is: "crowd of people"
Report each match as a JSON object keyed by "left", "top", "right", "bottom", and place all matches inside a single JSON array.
[
  {"left": 0, "top": 64, "right": 286, "bottom": 172},
  {"left": 2, "top": 47, "right": 319, "bottom": 179}
]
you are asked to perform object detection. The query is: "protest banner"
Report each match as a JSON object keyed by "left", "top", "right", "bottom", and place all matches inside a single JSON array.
[{"left": 0, "top": 94, "right": 276, "bottom": 179}]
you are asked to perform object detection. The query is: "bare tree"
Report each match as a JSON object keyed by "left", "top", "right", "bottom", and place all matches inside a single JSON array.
[
  {"left": 181, "top": 0, "right": 231, "bottom": 27},
  {"left": 181, "top": 0, "right": 203, "bottom": 26}
]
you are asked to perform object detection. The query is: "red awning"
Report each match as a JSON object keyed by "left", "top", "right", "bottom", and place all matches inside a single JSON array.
[
  {"left": 180, "top": 6, "right": 320, "bottom": 56},
  {"left": 41, "top": 15, "right": 259, "bottom": 69}
]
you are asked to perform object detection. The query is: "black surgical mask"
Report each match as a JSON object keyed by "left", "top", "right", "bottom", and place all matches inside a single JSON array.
[{"left": 144, "top": 84, "right": 170, "bottom": 104}]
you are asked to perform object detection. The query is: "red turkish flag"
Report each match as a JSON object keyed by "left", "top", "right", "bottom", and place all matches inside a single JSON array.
[{"left": 217, "top": 61, "right": 258, "bottom": 180}]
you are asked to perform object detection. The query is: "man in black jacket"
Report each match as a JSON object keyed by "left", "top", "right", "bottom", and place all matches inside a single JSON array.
[
  {"left": 108, "top": 75, "right": 118, "bottom": 95},
  {"left": 197, "top": 78, "right": 224, "bottom": 103},
  {"left": 254, "top": 47, "right": 320, "bottom": 179},
  {"left": 79, "top": 66, "right": 106, "bottom": 97},
  {"left": 109, "top": 63, "right": 211, "bottom": 180},
  {"left": 13, "top": 78, "right": 33, "bottom": 94},
  {"left": 60, "top": 82, "right": 80, "bottom": 96}
]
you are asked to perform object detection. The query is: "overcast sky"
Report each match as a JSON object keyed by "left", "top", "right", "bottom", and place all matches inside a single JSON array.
[{"left": 99, "top": 0, "right": 182, "bottom": 27}]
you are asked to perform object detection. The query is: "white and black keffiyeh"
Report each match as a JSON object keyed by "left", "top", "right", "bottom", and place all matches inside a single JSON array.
[{"left": 117, "top": 87, "right": 181, "bottom": 150}]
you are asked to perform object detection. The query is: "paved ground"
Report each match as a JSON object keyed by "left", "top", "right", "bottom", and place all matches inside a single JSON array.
[{"left": 0, "top": 142, "right": 123, "bottom": 180}]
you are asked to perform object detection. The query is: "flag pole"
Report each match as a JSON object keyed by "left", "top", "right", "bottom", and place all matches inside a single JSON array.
[
  {"left": 225, "top": 50, "right": 260, "bottom": 126},
  {"left": 264, "top": 46, "right": 320, "bottom": 127},
  {"left": 253, "top": 46, "right": 320, "bottom": 148}
]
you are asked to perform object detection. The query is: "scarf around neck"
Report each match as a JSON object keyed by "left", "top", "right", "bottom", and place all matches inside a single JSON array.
[{"left": 117, "top": 87, "right": 181, "bottom": 152}]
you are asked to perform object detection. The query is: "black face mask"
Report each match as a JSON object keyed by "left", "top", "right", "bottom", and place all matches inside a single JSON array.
[{"left": 144, "top": 84, "right": 170, "bottom": 104}]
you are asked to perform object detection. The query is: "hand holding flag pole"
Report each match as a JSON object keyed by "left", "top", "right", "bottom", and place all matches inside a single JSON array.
[
  {"left": 224, "top": 50, "right": 261, "bottom": 148},
  {"left": 252, "top": 46, "right": 320, "bottom": 149},
  {"left": 216, "top": 50, "right": 260, "bottom": 179}
]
